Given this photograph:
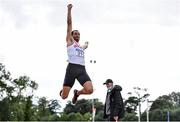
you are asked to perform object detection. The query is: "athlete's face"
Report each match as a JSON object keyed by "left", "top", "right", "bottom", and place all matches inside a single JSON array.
[{"left": 72, "top": 30, "right": 80, "bottom": 42}]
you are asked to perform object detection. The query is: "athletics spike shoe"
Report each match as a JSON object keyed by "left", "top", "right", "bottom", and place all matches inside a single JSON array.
[{"left": 72, "top": 89, "right": 79, "bottom": 104}]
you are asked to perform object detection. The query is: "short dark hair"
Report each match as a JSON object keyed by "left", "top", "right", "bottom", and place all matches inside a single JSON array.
[{"left": 71, "top": 30, "right": 79, "bottom": 36}]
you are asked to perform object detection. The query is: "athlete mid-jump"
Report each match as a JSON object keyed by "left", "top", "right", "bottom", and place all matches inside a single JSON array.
[{"left": 60, "top": 4, "right": 93, "bottom": 104}]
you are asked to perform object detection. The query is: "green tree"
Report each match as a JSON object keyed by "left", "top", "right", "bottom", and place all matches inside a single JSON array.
[
  {"left": 9, "top": 99, "right": 25, "bottom": 120},
  {"left": 64, "top": 101, "right": 77, "bottom": 114},
  {"left": 24, "top": 96, "right": 33, "bottom": 121},
  {"left": 94, "top": 99, "right": 104, "bottom": 115},
  {"left": 150, "top": 95, "right": 173, "bottom": 111},
  {"left": 141, "top": 92, "right": 180, "bottom": 121},
  {"left": 171, "top": 108, "right": 180, "bottom": 120},
  {"left": 48, "top": 100, "right": 61, "bottom": 114},
  {"left": 13, "top": 76, "right": 38, "bottom": 97},
  {"left": 63, "top": 98, "right": 104, "bottom": 121},
  {"left": 124, "top": 96, "right": 139, "bottom": 114},
  {"left": 169, "top": 92, "right": 180, "bottom": 107},
  {"left": 37, "top": 97, "right": 51, "bottom": 120},
  {"left": 95, "top": 110, "right": 105, "bottom": 121},
  {"left": 83, "top": 112, "right": 91, "bottom": 121},
  {"left": 0, "top": 97, "right": 10, "bottom": 120},
  {"left": 64, "top": 98, "right": 103, "bottom": 115},
  {"left": 0, "top": 63, "right": 12, "bottom": 99},
  {"left": 149, "top": 109, "right": 168, "bottom": 121},
  {"left": 121, "top": 113, "right": 138, "bottom": 121},
  {"left": 0, "top": 63, "right": 62, "bottom": 121},
  {"left": 74, "top": 112, "right": 84, "bottom": 121},
  {"left": 74, "top": 99, "right": 92, "bottom": 114},
  {"left": 67, "top": 112, "right": 76, "bottom": 120},
  {"left": 59, "top": 113, "right": 69, "bottom": 121}
]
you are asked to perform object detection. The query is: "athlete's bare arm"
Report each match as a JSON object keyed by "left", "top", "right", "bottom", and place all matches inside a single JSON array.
[
  {"left": 81, "top": 41, "right": 89, "bottom": 50},
  {"left": 66, "top": 4, "right": 73, "bottom": 46}
]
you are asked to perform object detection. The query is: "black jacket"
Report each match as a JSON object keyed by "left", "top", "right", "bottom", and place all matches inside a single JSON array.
[{"left": 104, "top": 85, "right": 124, "bottom": 119}]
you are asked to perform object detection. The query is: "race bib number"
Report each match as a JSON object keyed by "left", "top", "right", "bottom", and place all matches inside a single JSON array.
[{"left": 76, "top": 48, "right": 84, "bottom": 57}]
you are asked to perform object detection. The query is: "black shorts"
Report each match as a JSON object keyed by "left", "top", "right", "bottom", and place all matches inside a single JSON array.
[{"left": 63, "top": 63, "right": 91, "bottom": 87}]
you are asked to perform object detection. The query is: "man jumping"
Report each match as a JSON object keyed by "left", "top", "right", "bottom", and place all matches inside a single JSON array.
[{"left": 59, "top": 4, "right": 93, "bottom": 104}]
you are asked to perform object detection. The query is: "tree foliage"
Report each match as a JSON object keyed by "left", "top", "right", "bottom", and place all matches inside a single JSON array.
[
  {"left": 0, "top": 63, "right": 61, "bottom": 121},
  {"left": 1, "top": 63, "right": 180, "bottom": 121},
  {"left": 141, "top": 92, "right": 180, "bottom": 121}
]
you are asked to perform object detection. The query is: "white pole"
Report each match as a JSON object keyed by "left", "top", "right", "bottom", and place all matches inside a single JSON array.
[
  {"left": 90, "top": 60, "right": 96, "bottom": 122},
  {"left": 138, "top": 101, "right": 141, "bottom": 122},
  {"left": 146, "top": 99, "right": 149, "bottom": 122},
  {"left": 167, "top": 111, "right": 170, "bottom": 122},
  {"left": 92, "top": 90, "right": 95, "bottom": 122},
  {"left": 92, "top": 98, "right": 95, "bottom": 122}
]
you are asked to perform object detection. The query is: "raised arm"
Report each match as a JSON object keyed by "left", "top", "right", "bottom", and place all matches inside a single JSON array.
[{"left": 66, "top": 4, "right": 73, "bottom": 45}]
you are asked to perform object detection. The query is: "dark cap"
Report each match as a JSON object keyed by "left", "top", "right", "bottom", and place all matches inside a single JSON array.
[{"left": 103, "top": 79, "right": 113, "bottom": 85}]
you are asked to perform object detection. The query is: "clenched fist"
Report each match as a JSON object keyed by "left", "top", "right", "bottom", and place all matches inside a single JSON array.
[{"left": 67, "top": 4, "right": 73, "bottom": 10}]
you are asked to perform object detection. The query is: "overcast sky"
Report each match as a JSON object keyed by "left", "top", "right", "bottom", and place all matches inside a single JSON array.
[{"left": 0, "top": 0, "right": 180, "bottom": 111}]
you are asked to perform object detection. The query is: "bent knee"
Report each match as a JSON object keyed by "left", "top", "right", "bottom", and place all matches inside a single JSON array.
[
  {"left": 60, "top": 92, "right": 68, "bottom": 99},
  {"left": 61, "top": 95, "right": 68, "bottom": 99},
  {"left": 86, "top": 88, "right": 93, "bottom": 94}
]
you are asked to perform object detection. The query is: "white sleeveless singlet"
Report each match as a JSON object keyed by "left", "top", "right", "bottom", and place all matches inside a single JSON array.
[{"left": 67, "top": 41, "right": 85, "bottom": 66}]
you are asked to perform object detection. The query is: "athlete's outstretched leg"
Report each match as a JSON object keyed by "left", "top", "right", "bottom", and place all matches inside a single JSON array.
[
  {"left": 72, "top": 81, "right": 93, "bottom": 104},
  {"left": 60, "top": 86, "right": 71, "bottom": 99}
]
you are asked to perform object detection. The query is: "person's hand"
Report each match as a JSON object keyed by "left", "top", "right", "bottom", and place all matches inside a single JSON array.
[
  {"left": 67, "top": 4, "right": 73, "bottom": 10},
  {"left": 114, "top": 116, "right": 118, "bottom": 122}
]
